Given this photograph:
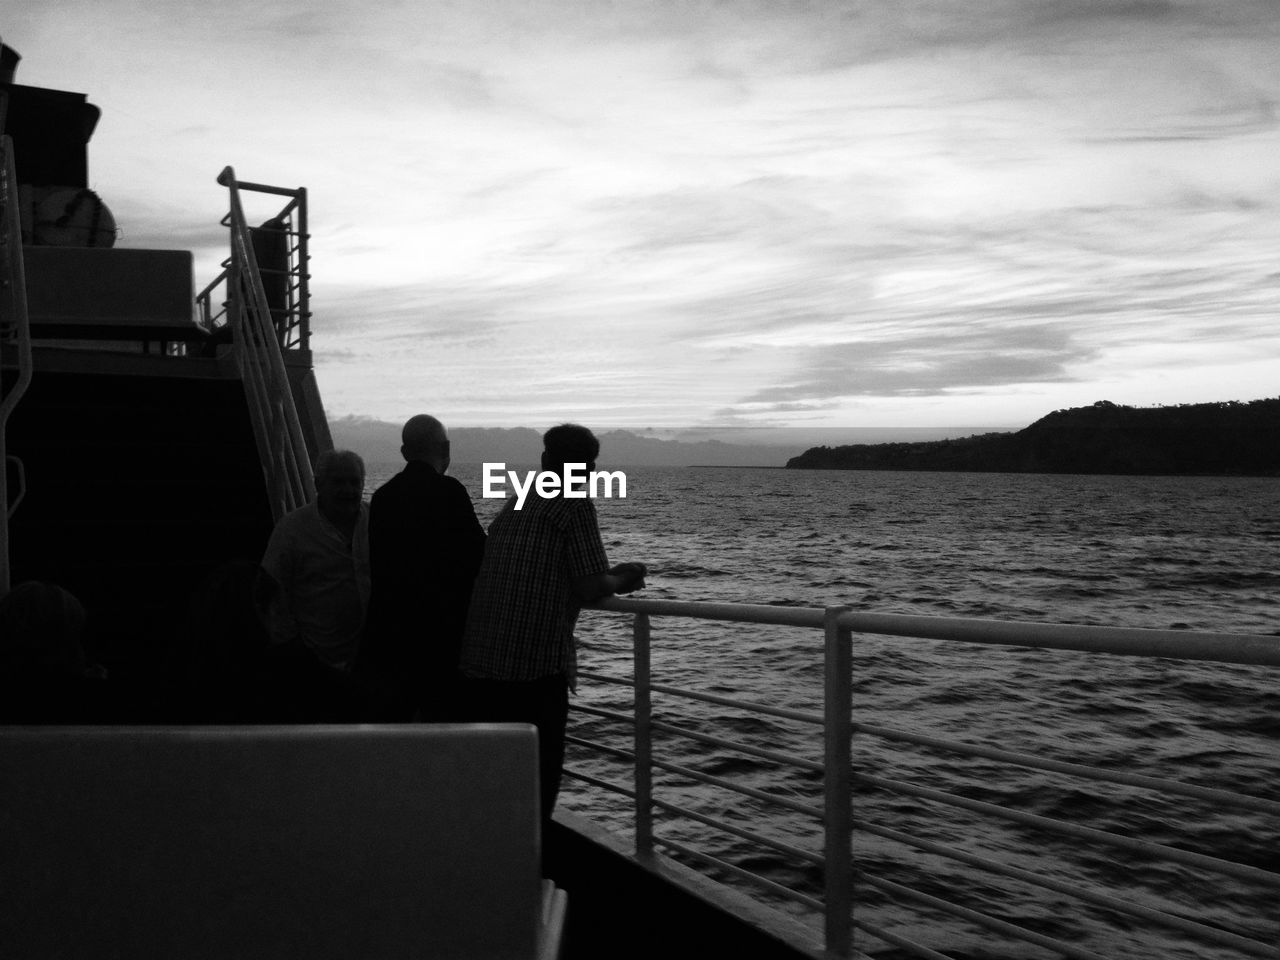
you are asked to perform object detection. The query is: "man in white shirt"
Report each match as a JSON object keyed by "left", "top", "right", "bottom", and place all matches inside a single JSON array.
[{"left": 260, "top": 449, "right": 370, "bottom": 671}]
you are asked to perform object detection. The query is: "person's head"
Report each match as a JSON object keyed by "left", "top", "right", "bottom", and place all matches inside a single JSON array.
[
  {"left": 401, "top": 414, "right": 450, "bottom": 472},
  {"left": 0, "top": 580, "right": 89, "bottom": 677},
  {"left": 542, "top": 423, "right": 599, "bottom": 474},
  {"left": 314, "top": 449, "right": 365, "bottom": 523}
]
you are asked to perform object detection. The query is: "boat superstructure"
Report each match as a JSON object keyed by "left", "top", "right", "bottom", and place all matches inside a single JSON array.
[{"left": 1, "top": 43, "right": 327, "bottom": 679}]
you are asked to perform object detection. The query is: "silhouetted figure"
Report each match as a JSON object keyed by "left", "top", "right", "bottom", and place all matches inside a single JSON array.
[
  {"left": 359, "top": 415, "right": 485, "bottom": 721},
  {"left": 164, "top": 561, "right": 362, "bottom": 723},
  {"left": 250, "top": 216, "right": 291, "bottom": 343},
  {"left": 260, "top": 450, "right": 370, "bottom": 673},
  {"left": 460, "top": 424, "right": 646, "bottom": 818},
  {"left": 0, "top": 580, "right": 115, "bottom": 723}
]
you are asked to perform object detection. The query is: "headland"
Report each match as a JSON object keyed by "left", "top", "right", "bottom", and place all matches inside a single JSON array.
[{"left": 786, "top": 398, "right": 1280, "bottom": 476}]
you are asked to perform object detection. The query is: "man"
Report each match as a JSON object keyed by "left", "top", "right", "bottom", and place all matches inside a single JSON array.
[
  {"left": 260, "top": 449, "right": 369, "bottom": 673},
  {"left": 362, "top": 415, "right": 485, "bottom": 721},
  {"left": 460, "top": 423, "right": 646, "bottom": 819}
]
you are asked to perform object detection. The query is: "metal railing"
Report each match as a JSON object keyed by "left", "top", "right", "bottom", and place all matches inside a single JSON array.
[
  {"left": 196, "top": 171, "right": 311, "bottom": 351},
  {"left": 0, "top": 135, "right": 33, "bottom": 595},
  {"left": 195, "top": 167, "right": 314, "bottom": 521},
  {"left": 568, "top": 597, "right": 1280, "bottom": 960}
]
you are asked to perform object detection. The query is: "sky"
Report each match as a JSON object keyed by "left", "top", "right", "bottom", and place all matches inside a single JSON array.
[{"left": 6, "top": 0, "right": 1279, "bottom": 435}]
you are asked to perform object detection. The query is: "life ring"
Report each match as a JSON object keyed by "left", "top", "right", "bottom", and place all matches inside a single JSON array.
[{"left": 19, "top": 185, "right": 118, "bottom": 247}]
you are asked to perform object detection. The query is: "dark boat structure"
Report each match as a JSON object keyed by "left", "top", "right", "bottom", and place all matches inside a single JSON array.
[
  {"left": 0, "top": 46, "right": 327, "bottom": 670},
  {"left": 3, "top": 44, "right": 1278, "bottom": 960}
]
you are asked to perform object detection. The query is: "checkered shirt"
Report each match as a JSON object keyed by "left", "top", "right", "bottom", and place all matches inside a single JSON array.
[{"left": 460, "top": 492, "right": 609, "bottom": 682}]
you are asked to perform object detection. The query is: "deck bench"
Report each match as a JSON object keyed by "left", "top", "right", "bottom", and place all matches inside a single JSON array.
[{"left": 0, "top": 723, "right": 566, "bottom": 960}]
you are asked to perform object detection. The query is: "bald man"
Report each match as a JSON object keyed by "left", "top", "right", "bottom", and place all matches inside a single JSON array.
[{"left": 360, "top": 415, "right": 485, "bottom": 720}]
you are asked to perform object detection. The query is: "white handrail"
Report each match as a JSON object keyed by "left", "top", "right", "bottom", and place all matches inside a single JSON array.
[
  {"left": 594, "top": 595, "right": 1280, "bottom": 666},
  {"left": 217, "top": 166, "right": 315, "bottom": 520},
  {"left": 573, "top": 596, "right": 1280, "bottom": 960}
]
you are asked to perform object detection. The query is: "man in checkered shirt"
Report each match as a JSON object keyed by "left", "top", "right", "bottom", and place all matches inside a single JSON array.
[{"left": 460, "top": 423, "right": 646, "bottom": 819}]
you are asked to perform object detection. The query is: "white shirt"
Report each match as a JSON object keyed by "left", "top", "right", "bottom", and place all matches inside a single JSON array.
[{"left": 260, "top": 502, "right": 370, "bottom": 670}]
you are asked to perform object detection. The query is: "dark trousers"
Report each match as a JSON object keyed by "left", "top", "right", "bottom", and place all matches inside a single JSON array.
[
  {"left": 463, "top": 674, "right": 570, "bottom": 820},
  {"left": 354, "top": 663, "right": 463, "bottom": 723}
]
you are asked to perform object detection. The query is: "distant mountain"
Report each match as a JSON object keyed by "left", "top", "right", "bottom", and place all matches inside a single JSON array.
[
  {"left": 328, "top": 419, "right": 810, "bottom": 467},
  {"left": 785, "top": 399, "right": 1280, "bottom": 476}
]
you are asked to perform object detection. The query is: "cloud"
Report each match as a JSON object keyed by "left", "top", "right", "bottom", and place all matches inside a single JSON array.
[
  {"left": 733, "top": 323, "right": 1088, "bottom": 405},
  {"left": 12, "top": 0, "right": 1280, "bottom": 430}
]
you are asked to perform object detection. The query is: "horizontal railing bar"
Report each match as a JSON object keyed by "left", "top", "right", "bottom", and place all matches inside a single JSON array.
[
  {"left": 650, "top": 756, "right": 825, "bottom": 820},
  {"left": 564, "top": 734, "right": 634, "bottom": 764},
  {"left": 654, "top": 836, "right": 825, "bottom": 913},
  {"left": 861, "top": 873, "right": 1111, "bottom": 960},
  {"left": 651, "top": 718, "right": 824, "bottom": 772},
  {"left": 649, "top": 681, "right": 825, "bottom": 725},
  {"left": 856, "top": 772, "right": 1280, "bottom": 888},
  {"left": 860, "top": 820, "right": 1278, "bottom": 957},
  {"left": 196, "top": 271, "right": 229, "bottom": 301},
  {"left": 562, "top": 768, "right": 635, "bottom": 800},
  {"left": 652, "top": 796, "right": 824, "bottom": 867},
  {"left": 589, "top": 597, "right": 1280, "bottom": 666},
  {"left": 570, "top": 702, "right": 635, "bottom": 725},
  {"left": 592, "top": 597, "right": 827, "bottom": 628},
  {"left": 853, "top": 719, "right": 1280, "bottom": 816},
  {"left": 576, "top": 670, "right": 631, "bottom": 687},
  {"left": 842, "top": 614, "right": 1280, "bottom": 667},
  {"left": 581, "top": 669, "right": 825, "bottom": 725},
  {"left": 217, "top": 168, "right": 303, "bottom": 199},
  {"left": 851, "top": 918, "right": 953, "bottom": 960}
]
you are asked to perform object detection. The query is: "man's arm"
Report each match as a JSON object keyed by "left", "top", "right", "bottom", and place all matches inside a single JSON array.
[
  {"left": 573, "top": 562, "right": 647, "bottom": 603},
  {"left": 563, "top": 499, "right": 644, "bottom": 602}
]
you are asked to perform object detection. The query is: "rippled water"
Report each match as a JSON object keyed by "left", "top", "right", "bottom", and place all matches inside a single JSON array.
[{"left": 370, "top": 464, "right": 1280, "bottom": 958}]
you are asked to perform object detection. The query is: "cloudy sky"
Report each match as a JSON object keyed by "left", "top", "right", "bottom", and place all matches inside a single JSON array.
[{"left": 8, "top": 0, "right": 1279, "bottom": 433}]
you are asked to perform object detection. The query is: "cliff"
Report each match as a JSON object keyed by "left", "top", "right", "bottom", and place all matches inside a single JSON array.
[{"left": 785, "top": 399, "right": 1280, "bottom": 476}]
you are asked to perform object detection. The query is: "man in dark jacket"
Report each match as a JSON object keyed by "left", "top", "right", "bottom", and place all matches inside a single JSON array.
[{"left": 361, "top": 415, "right": 485, "bottom": 720}]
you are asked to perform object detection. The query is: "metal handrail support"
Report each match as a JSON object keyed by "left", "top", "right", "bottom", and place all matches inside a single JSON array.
[
  {"left": 591, "top": 596, "right": 1280, "bottom": 667},
  {"left": 216, "top": 168, "right": 310, "bottom": 352},
  {"left": 218, "top": 166, "right": 314, "bottom": 520},
  {"left": 0, "top": 135, "right": 33, "bottom": 595},
  {"left": 580, "top": 595, "right": 1280, "bottom": 959},
  {"left": 633, "top": 612, "right": 654, "bottom": 859},
  {"left": 294, "top": 186, "right": 310, "bottom": 352},
  {"left": 227, "top": 248, "right": 275, "bottom": 505},
  {"left": 823, "top": 607, "right": 854, "bottom": 958}
]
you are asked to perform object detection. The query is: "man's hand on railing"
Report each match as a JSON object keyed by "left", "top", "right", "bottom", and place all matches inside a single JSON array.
[
  {"left": 574, "top": 562, "right": 647, "bottom": 602},
  {"left": 609, "top": 562, "right": 647, "bottom": 595}
]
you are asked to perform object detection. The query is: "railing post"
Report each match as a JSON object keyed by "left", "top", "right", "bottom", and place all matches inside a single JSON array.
[
  {"left": 633, "top": 611, "right": 654, "bottom": 859},
  {"left": 824, "top": 606, "right": 854, "bottom": 958},
  {"left": 294, "top": 186, "right": 310, "bottom": 352}
]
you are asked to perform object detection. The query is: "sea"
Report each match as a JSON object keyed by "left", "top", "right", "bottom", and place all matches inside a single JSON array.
[{"left": 368, "top": 463, "right": 1280, "bottom": 959}]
